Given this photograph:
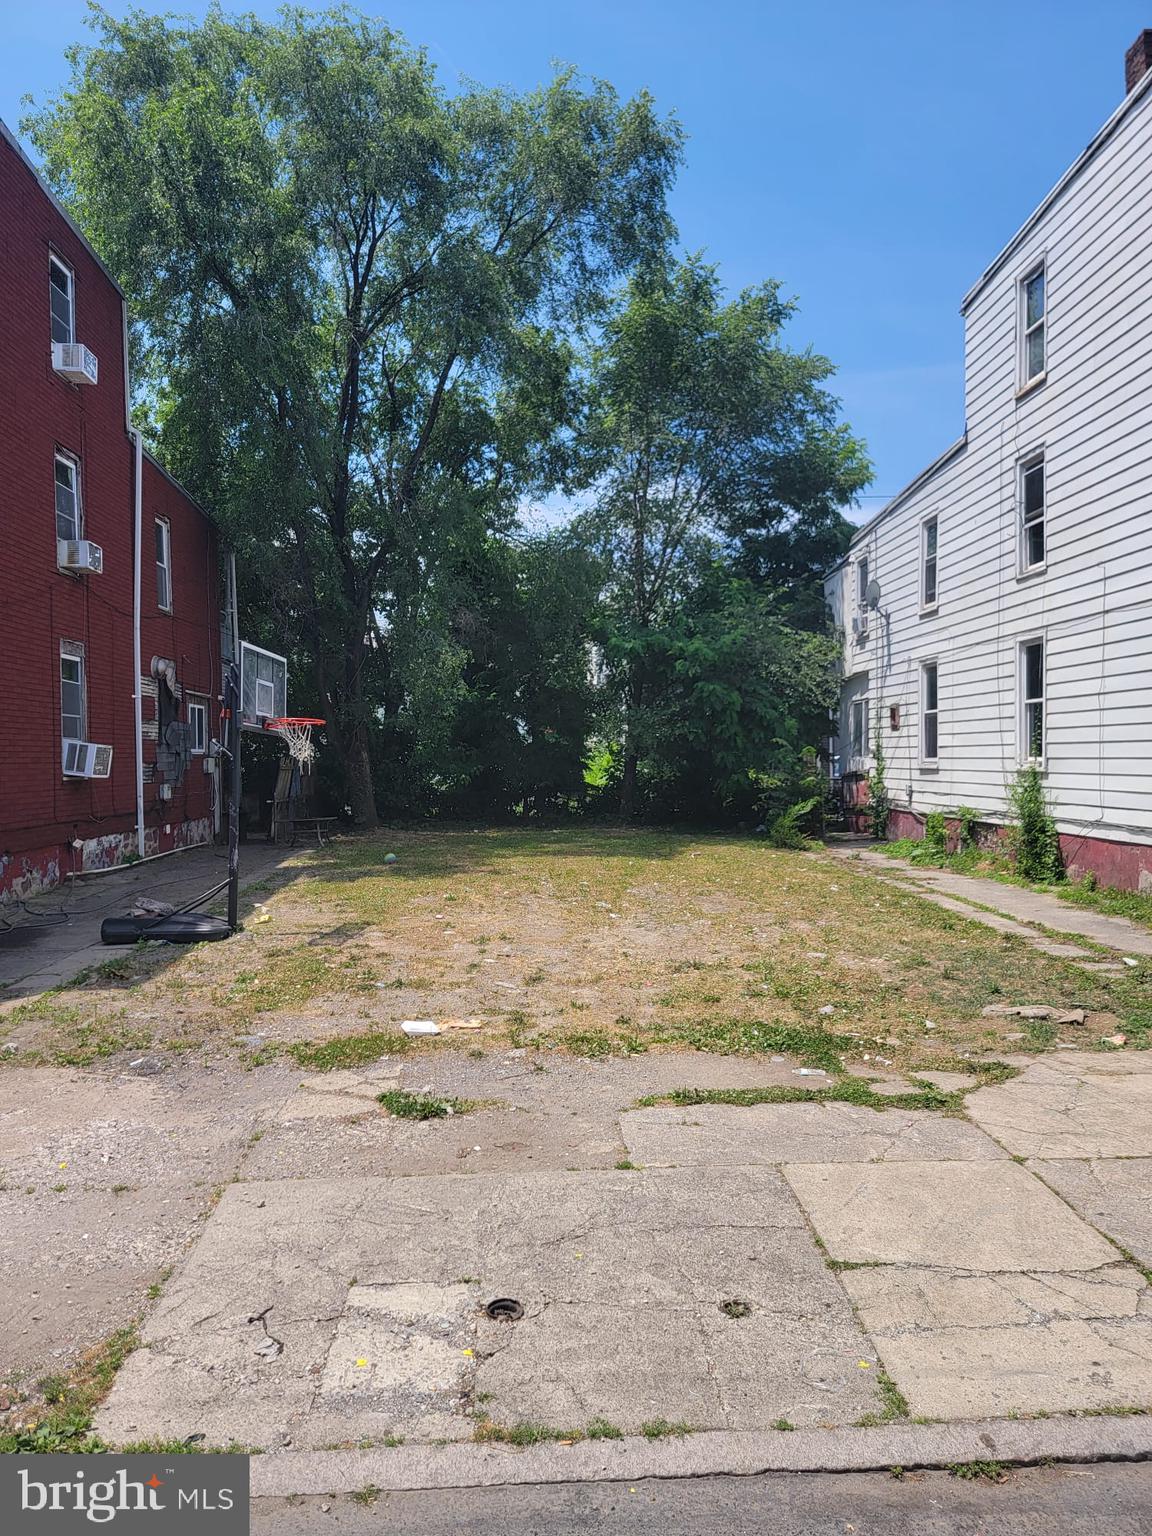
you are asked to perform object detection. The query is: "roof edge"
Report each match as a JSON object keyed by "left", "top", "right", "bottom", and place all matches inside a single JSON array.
[
  {"left": 826, "top": 434, "right": 968, "bottom": 575},
  {"left": 0, "top": 117, "right": 126, "bottom": 299},
  {"left": 960, "top": 65, "right": 1152, "bottom": 314},
  {"left": 143, "top": 446, "right": 221, "bottom": 532}
]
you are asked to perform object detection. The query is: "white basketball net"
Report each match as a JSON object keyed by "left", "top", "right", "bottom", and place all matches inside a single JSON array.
[{"left": 268, "top": 720, "right": 317, "bottom": 767}]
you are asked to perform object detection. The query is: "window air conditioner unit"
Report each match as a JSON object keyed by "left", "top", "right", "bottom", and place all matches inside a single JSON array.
[
  {"left": 62, "top": 740, "right": 113, "bottom": 778},
  {"left": 851, "top": 615, "right": 868, "bottom": 639},
  {"left": 57, "top": 539, "right": 104, "bottom": 574},
  {"left": 52, "top": 341, "right": 99, "bottom": 385}
]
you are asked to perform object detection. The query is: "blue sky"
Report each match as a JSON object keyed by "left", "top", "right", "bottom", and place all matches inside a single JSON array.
[{"left": 3, "top": 2, "right": 1148, "bottom": 509}]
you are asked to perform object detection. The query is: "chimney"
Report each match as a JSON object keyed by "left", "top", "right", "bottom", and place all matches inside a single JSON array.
[{"left": 1125, "top": 30, "right": 1152, "bottom": 93}]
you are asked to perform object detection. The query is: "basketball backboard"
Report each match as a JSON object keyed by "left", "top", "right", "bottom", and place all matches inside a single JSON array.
[{"left": 240, "top": 641, "right": 288, "bottom": 730}]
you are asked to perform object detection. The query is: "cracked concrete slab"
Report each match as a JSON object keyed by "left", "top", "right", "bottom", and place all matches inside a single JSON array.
[
  {"left": 965, "top": 1060, "right": 1152, "bottom": 1158},
  {"left": 95, "top": 1165, "right": 880, "bottom": 1448},
  {"left": 1029, "top": 1157, "right": 1152, "bottom": 1267},
  {"left": 841, "top": 1263, "right": 1152, "bottom": 1333},
  {"left": 0, "top": 1061, "right": 298, "bottom": 1381},
  {"left": 782, "top": 1161, "right": 1119, "bottom": 1270},
  {"left": 621, "top": 1102, "right": 1006, "bottom": 1167},
  {"left": 872, "top": 1315, "right": 1152, "bottom": 1419}
]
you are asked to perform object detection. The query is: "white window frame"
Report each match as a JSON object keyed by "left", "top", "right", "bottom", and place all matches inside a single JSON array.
[
  {"left": 155, "top": 516, "right": 173, "bottom": 611},
  {"left": 1019, "top": 260, "right": 1046, "bottom": 388},
  {"left": 49, "top": 252, "right": 75, "bottom": 346},
  {"left": 920, "top": 660, "right": 939, "bottom": 767},
  {"left": 1019, "top": 638, "right": 1046, "bottom": 766},
  {"left": 60, "top": 641, "right": 87, "bottom": 747},
  {"left": 55, "top": 451, "right": 82, "bottom": 542},
  {"left": 849, "top": 696, "right": 869, "bottom": 761},
  {"left": 1018, "top": 451, "right": 1046, "bottom": 575},
  {"left": 188, "top": 695, "right": 208, "bottom": 755},
  {"left": 921, "top": 514, "right": 939, "bottom": 611}
]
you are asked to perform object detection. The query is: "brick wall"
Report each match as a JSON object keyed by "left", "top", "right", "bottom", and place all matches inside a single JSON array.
[{"left": 0, "top": 127, "right": 224, "bottom": 898}]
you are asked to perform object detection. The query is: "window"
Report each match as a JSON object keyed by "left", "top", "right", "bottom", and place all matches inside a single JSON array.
[
  {"left": 921, "top": 662, "right": 939, "bottom": 763},
  {"left": 60, "top": 643, "right": 86, "bottom": 743},
  {"left": 856, "top": 556, "right": 870, "bottom": 608},
  {"left": 55, "top": 453, "right": 81, "bottom": 541},
  {"left": 1020, "top": 263, "right": 1046, "bottom": 383},
  {"left": 1020, "top": 640, "right": 1045, "bottom": 761},
  {"left": 155, "top": 518, "right": 172, "bottom": 610},
  {"left": 188, "top": 696, "right": 208, "bottom": 755},
  {"left": 921, "top": 517, "right": 938, "bottom": 608},
  {"left": 1020, "top": 454, "right": 1045, "bottom": 571},
  {"left": 849, "top": 697, "right": 869, "bottom": 758},
  {"left": 49, "top": 254, "right": 74, "bottom": 345}
]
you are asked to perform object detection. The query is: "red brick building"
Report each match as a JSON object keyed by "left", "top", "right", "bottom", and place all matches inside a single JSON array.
[{"left": 1, "top": 120, "right": 229, "bottom": 901}]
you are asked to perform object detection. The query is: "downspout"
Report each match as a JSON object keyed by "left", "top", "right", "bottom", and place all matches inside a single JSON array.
[
  {"left": 132, "top": 427, "right": 145, "bottom": 858},
  {"left": 123, "top": 296, "right": 146, "bottom": 861}
]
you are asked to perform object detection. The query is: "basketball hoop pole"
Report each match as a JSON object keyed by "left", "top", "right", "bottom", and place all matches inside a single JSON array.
[{"left": 224, "top": 661, "right": 242, "bottom": 932}]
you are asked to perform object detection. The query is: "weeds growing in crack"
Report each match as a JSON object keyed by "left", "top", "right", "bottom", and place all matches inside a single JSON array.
[
  {"left": 639, "top": 1419, "right": 694, "bottom": 1440},
  {"left": 949, "top": 1460, "right": 1010, "bottom": 1483},
  {"left": 377, "top": 1089, "right": 482, "bottom": 1119}
]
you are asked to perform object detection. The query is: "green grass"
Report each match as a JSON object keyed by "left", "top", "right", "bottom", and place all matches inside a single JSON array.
[
  {"left": 639, "top": 1418, "right": 693, "bottom": 1439},
  {"left": 586, "top": 1417, "right": 624, "bottom": 1440},
  {"left": 474, "top": 1420, "right": 579, "bottom": 1446},
  {"left": 0, "top": 1327, "right": 215, "bottom": 1454},
  {"left": 219, "top": 944, "right": 376, "bottom": 1023},
  {"left": 377, "top": 1089, "right": 478, "bottom": 1120},
  {"left": 289, "top": 1030, "right": 411, "bottom": 1071},
  {"left": 635, "top": 1077, "right": 962, "bottom": 1115}
]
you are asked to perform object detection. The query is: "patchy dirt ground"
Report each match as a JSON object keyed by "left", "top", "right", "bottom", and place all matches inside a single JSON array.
[{"left": 2, "top": 828, "right": 1149, "bottom": 1079}]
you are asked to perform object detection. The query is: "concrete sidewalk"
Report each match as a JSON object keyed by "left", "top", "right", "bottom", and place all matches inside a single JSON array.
[
  {"left": 826, "top": 842, "right": 1152, "bottom": 958},
  {"left": 88, "top": 1045, "right": 1152, "bottom": 1485},
  {"left": 0, "top": 842, "right": 291, "bottom": 1002}
]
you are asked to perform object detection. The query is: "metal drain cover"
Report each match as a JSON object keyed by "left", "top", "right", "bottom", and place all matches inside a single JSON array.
[{"left": 485, "top": 1297, "right": 524, "bottom": 1321}]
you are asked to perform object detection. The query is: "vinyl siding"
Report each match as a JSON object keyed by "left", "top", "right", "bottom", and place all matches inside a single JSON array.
[{"left": 826, "top": 81, "right": 1152, "bottom": 848}]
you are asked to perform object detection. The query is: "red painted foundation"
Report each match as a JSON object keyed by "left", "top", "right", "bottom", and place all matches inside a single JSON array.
[{"left": 884, "top": 808, "right": 1152, "bottom": 895}]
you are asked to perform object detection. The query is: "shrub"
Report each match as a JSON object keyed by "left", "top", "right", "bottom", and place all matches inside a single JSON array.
[
  {"left": 914, "top": 810, "right": 948, "bottom": 864},
  {"left": 955, "top": 805, "right": 980, "bottom": 852},
  {"left": 766, "top": 796, "right": 820, "bottom": 849},
  {"left": 1006, "top": 766, "right": 1063, "bottom": 883}
]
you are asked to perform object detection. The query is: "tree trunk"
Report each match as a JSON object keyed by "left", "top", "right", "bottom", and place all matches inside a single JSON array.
[
  {"left": 344, "top": 727, "right": 378, "bottom": 829},
  {"left": 619, "top": 744, "right": 639, "bottom": 821}
]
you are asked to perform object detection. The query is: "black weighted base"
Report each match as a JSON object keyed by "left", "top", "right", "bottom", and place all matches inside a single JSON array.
[{"left": 101, "top": 913, "right": 233, "bottom": 945}]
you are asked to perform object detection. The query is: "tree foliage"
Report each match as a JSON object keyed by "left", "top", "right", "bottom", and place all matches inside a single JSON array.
[
  {"left": 574, "top": 255, "right": 870, "bottom": 816},
  {"left": 27, "top": 8, "right": 872, "bottom": 829},
  {"left": 27, "top": 4, "right": 681, "bottom": 823}
]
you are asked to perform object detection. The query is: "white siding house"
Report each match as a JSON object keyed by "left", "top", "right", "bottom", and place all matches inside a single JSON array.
[{"left": 825, "top": 34, "right": 1152, "bottom": 891}]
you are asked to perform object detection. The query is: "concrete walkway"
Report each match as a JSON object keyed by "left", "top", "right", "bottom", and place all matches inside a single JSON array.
[
  {"left": 0, "top": 842, "right": 291, "bottom": 1003},
  {"left": 825, "top": 843, "right": 1152, "bottom": 958},
  {"left": 79, "top": 1044, "right": 1152, "bottom": 1485}
]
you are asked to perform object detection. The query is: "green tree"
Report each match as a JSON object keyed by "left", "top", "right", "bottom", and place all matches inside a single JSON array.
[
  {"left": 27, "top": 5, "right": 681, "bottom": 824},
  {"left": 575, "top": 255, "right": 870, "bottom": 816}
]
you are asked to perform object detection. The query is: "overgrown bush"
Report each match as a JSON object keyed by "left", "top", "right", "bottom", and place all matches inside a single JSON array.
[
  {"left": 1006, "top": 766, "right": 1063, "bottom": 883},
  {"left": 955, "top": 805, "right": 980, "bottom": 852},
  {"left": 765, "top": 796, "right": 820, "bottom": 849},
  {"left": 916, "top": 810, "right": 948, "bottom": 863}
]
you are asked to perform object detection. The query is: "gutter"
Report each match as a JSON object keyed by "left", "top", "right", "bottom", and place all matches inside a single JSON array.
[
  {"left": 824, "top": 434, "right": 968, "bottom": 576},
  {"left": 960, "top": 64, "right": 1152, "bottom": 314},
  {"left": 132, "top": 427, "right": 145, "bottom": 859}
]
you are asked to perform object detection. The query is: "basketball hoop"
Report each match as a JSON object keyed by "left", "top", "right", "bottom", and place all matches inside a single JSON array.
[{"left": 263, "top": 716, "right": 325, "bottom": 767}]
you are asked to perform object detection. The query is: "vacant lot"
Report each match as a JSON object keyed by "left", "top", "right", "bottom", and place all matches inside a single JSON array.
[{"left": 3, "top": 828, "right": 1150, "bottom": 1075}]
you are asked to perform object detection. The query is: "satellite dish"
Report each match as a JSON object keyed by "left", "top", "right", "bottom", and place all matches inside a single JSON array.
[{"left": 865, "top": 578, "right": 882, "bottom": 611}]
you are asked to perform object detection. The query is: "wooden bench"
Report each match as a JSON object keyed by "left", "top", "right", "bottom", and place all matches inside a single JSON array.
[{"left": 273, "top": 814, "right": 339, "bottom": 847}]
